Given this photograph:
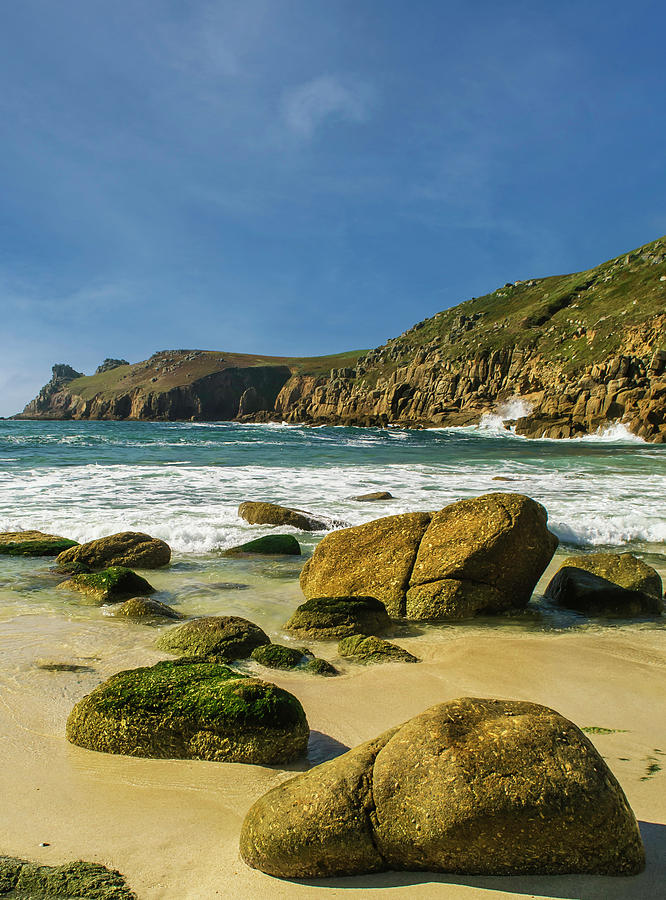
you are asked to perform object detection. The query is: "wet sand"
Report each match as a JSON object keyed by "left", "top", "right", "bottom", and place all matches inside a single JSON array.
[{"left": 0, "top": 615, "right": 664, "bottom": 900}]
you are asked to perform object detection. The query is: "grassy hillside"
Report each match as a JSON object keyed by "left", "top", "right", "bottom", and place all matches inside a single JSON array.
[{"left": 376, "top": 235, "right": 665, "bottom": 374}]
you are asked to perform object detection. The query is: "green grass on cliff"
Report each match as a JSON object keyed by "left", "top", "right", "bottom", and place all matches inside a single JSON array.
[
  {"left": 380, "top": 235, "right": 666, "bottom": 374},
  {"left": 66, "top": 348, "right": 366, "bottom": 401}
]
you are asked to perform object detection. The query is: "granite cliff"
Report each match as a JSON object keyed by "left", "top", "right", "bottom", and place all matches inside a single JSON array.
[{"left": 17, "top": 236, "right": 666, "bottom": 441}]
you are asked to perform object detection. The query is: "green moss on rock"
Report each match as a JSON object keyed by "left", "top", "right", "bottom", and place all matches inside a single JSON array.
[
  {"left": 66, "top": 658, "right": 309, "bottom": 763},
  {"left": 0, "top": 856, "right": 135, "bottom": 899},
  {"left": 284, "top": 596, "right": 391, "bottom": 640},
  {"left": 109, "top": 596, "right": 183, "bottom": 621},
  {"left": 0, "top": 530, "right": 78, "bottom": 557},
  {"left": 251, "top": 644, "right": 306, "bottom": 669},
  {"left": 156, "top": 615, "right": 270, "bottom": 659},
  {"left": 223, "top": 534, "right": 301, "bottom": 556},
  {"left": 338, "top": 634, "right": 418, "bottom": 664},
  {"left": 304, "top": 658, "right": 339, "bottom": 676},
  {"left": 57, "top": 567, "right": 155, "bottom": 604}
]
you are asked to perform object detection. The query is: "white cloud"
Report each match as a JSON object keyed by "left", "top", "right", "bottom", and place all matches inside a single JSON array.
[{"left": 282, "top": 75, "right": 372, "bottom": 138}]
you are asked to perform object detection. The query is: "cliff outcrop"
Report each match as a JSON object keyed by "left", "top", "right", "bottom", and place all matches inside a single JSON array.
[{"left": 17, "top": 237, "right": 666, "bottom": 441}]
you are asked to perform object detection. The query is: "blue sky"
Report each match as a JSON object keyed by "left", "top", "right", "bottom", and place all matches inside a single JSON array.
[{"left": 1, "top": 0, "right": 665, "bottom": 416}]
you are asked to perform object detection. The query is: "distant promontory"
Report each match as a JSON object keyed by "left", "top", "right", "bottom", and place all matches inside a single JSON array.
[{"left": 16, "top": 236, "right": 666, "bottom": 442}]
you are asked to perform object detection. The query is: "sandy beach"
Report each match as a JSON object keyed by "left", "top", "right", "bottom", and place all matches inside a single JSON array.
[{"left": 0, "top": 614, "right": 663, "bottom": 900}]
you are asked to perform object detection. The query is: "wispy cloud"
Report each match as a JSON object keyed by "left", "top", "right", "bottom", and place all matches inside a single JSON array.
[{"left": 281, "top": 75, "right": 373, "bottom": 138}]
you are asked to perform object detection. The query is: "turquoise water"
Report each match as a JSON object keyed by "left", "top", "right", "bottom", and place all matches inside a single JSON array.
[{"left": 0, "top": 419, "right": 664, "bottom": 634}]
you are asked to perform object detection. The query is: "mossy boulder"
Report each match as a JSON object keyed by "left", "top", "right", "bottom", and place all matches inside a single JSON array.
[
  {"left": 304, "top": 658, "right": 339, "bottom": 676},
  {"left": 544, "top": 567, "right": 663, "bottom": 617},
  {"left": 156, "top": 615, "right": 270, "bottom": 659},
  {"left": 548, "top": 552, "right": 663, "bottom": 607},
  {"left": 337, "top": 634, "right": 418, "bottom": 664},
  {"left": 300, "top": 512, "right": 432, "bottom": 616},
  {"left": 108, "top": 597, "right": 184, "bottom": 621},
  {"left": 0, "top": 530, "right": 78, "bottom": 557},
  {"left": 223, "top": 534, "right": 301, "bottom": 556},
  {"left": 57, "top": 567, "right": 155, "bottom": 604},
  {"left": 284, "top": 597, "right": 391, "bottom": 640},
  {"left": 56, "top": 531, "right": 171, "bottom": 571},
  {"left": 240, "top": 697, "right": 645, "bottom": 878},
  {"left": 238, "top": 501, "right": 347, "bottom": 532},
  {"left": 0, "top": 856, "right": 135, "bottom": 898},
  {"left": 251, "top": 644, "right": 307, "bottom": 670},
  {"left": 66, "top": 658, "right": 309, "bottom": 764}
]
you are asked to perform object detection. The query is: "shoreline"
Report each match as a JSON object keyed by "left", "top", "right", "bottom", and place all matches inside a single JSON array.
[{"left": 0, "top": 621, "right": 663, "bottom": 899}]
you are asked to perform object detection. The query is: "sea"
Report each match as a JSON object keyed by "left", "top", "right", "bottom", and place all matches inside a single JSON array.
[{"left": 0, "top": 417, "right": 664, "bottom": 641}]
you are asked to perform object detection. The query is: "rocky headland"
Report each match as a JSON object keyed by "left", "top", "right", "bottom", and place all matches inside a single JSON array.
[{"left": 16, "top": 236, "right": 666, "bottom": 441}]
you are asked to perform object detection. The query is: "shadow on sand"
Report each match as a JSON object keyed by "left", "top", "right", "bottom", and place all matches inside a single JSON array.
[{"left": 291, "top": 821, "right": 665, "bottom": 899}]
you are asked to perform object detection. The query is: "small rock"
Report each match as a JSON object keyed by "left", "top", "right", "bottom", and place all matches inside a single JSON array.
[
  {"left": 222, "top": 534, "right": 301, "bottom": 556},
  {"left": 304, "top": 658, "right": 339, "bottom": 676},
  {"left": 337, "top": 634, "right": 418, "bottom": 664},
  {"left": 0, "top": 530, "right": 78, "bottom": 557},
  {"left": 108, "top": 597, "right": 184, "bottom": 621},
  {"left": 57, "top": 567, "right": 155, "bottom": 604},
  {"left": 349, "top": 491, "right": 394, "bottom": 502},
  {"left": 284, "top": 597, "right": 391, "bottom": 640},
  {"left": 56, "top": 531, "right": 171, "bottom": 571},
  {"left": 251, "top": 644, "right": 307, "bottom": 670},
  {"left": 238, "top": 501, "right": 347, "bottom": 532},
  {"left": 156, "top": 615, "right": 270, "bottom": 659}
]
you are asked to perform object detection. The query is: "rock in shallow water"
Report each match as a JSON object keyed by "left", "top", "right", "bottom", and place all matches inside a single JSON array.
[
  {"left": 284, "top": 596, "right": 391, "bottom": 640},
  {"left": 57, "top": 567, "right": 155, "bottom": 604},
  {"left": 66, "top": 659, "right": 309, "bottom": 764},
  {"left": 545, "top": 552, "right": 663, "bottom": 615},
  {"left": 108, "top": 596, "right": 183, "bottom": 621},
  {"left": 300, "top": 493, "right": 559, "bottom": 620},
  {"left": 0, "top": 530, "right": 78, "bottom": 557},
  {"left": 56, "top": 531, "right": 171, "bottom": 571},
  {"left": 222, "top": 534, "right": 301, "bottom": 556},
  {"left": 337, "top": 634, "right": 418, "bottom": 664},
  {"left": 156, "top": 615, "right": 270, "bottom": 659},
  {"left": 251, "top": 643, "right": 308, "bottom": 670},
  {"left": 238, "top": 501, "right": 347, "bottom": 532},
  {"left": 240, "top": 697, "right": 645, "bottom": 878}
]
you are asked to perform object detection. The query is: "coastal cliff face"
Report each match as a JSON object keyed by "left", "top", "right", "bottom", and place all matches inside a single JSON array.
[{"left": 18, "top": 237, "right": 666, "bottom": 441}]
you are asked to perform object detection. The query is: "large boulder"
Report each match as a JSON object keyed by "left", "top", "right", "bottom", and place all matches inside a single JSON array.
[
  {"left": 66, "top": 659, "right": 309, "bottom": 764},
  {"left": 300, "top": 513, "right": 432, "bottom": 616},
  {"left": 284, "top": 597, "right": 391, "bottom": 640},
  {"left": 544, "top": 567, "right": 663, "bottom": 617},
  {"left": 238, "top": 501, "right": 347, "bottom": 532},
  {"left": 550, "top": 553, "right": 662, "bottom": 602},
  {"left": 57, "top": 567, "right": 155, "bottom": 604},
  {"left": 155, "top": 615, "right": 270, "bottom": 659},
  {"left": 337, "top": 634, "right": 418, "bottom": 664},
  {"left": 240, "top": 697, "right": 645, "bottom": 878},
  {"left": 300, "top": 494, "right": 558, "bottom": 620},
  {"left": 56, "top": 531, "right": 171, "bottom": 571},
  {"left": 0, "top": 530, "right": 78, "bottom": 557},
  {"left": 222, "top": 534, "right": 301, "bottom": 556}
]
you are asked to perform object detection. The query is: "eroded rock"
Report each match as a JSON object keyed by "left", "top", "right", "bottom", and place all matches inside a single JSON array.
[
  {"left": 545, "top": 566, "right": 663, "bottom": 617},
  {"left": 240, "top": 697, "right": 645, "bottom": 877}
]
